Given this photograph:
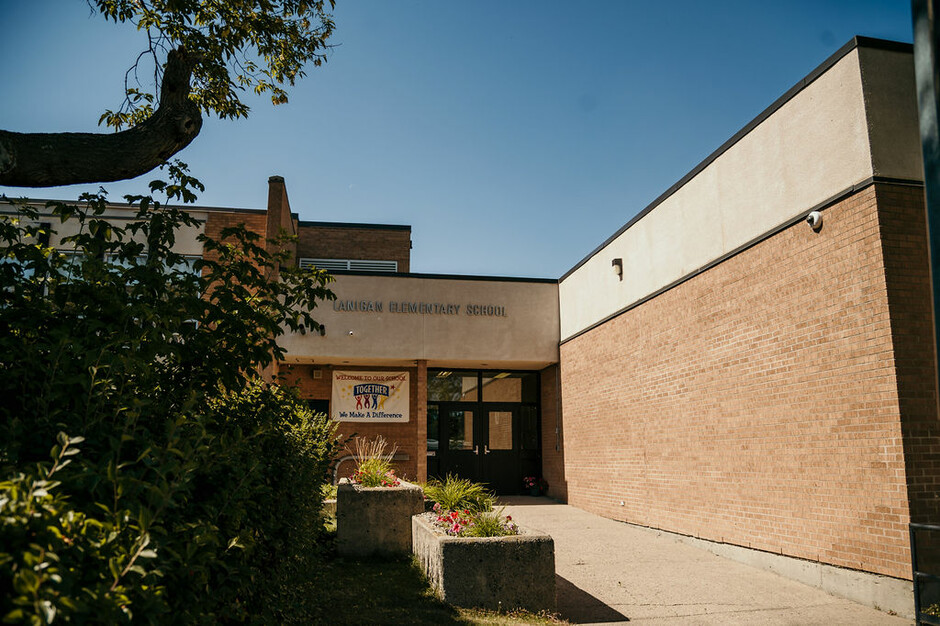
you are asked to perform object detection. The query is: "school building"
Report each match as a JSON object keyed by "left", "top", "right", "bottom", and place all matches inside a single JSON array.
[{"left": 7, "top": 35, "right": 936, "bottom": 615}]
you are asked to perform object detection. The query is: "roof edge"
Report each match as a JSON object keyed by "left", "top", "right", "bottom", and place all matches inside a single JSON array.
[
  {"left": 298, "top": 220, "right": 412, "bottom": 231},
  {"left": 327, "top": 269, "right": 557, "bottom": 284},
  {"left": 559, "top": 36, "right": 913, "bottom": 282}
]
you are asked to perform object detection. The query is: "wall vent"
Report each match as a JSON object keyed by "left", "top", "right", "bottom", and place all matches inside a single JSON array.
[{"left": 299, "top": 258, "right": 398, "bottom": 272}]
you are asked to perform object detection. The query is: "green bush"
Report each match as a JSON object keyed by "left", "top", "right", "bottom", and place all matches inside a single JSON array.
[
  {"left": 425, "top": 477, "right": 517, "bottom": 538},
  {"left": 0, "top": 163, "right": 339, "bottom": 623},
  {"left": 423, "top": 474, "right": 495, "bottom": 513},
  {"left": 460, "top": 508, "right": 518, "bottom": 538}
]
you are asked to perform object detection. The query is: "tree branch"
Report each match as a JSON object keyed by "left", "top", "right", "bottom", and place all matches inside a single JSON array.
[{"left": 0, "top": 47, "right": 203, "bottom": 188}]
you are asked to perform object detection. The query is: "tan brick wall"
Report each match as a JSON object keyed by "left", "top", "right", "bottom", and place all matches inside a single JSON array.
[
  {"left": 876, "top": 184, "right": 940, "bottom": 526},
  {"left": 540, "top": 365, "right": 568, "bottom": 500},
  {"left": 296, "top": 225, "right": 411, "bottom": 272},
  {"left": 558, "top": 183, "right": 934, "bottom": 580},
  {"left": 203, "top": 210, "right": 268, "bottom": 264},
  {"left": 281, "top": 363, "right": 423, "bottom": 482}
]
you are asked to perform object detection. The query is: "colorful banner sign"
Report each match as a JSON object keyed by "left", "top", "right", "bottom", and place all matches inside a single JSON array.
[{"left": 331, "top": 371, "right": 409, "bottom": 422}]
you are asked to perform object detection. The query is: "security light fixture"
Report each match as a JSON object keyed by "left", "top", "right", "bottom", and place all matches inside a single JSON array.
[
  {"left": 612, "top": 258, "right": 623, "bottom": 280},
  {"left": 806, "top": 211, "right": 823, "bottom": 231}
]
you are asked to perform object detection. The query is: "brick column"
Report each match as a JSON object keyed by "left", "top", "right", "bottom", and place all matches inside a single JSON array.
[
  {"left": 416, "top": 360, "right": 428, "bottom": 482},
  {"left": 265, "top": 175, "right": 298, "bottom": 275}
]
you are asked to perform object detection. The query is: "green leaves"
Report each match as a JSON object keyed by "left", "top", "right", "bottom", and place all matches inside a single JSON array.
[
  {"left": 92, "top": 0, "right": 336, "bottom": 130},
  {"left": 0, "top": 163, "right": 339, "bottom": 622}
]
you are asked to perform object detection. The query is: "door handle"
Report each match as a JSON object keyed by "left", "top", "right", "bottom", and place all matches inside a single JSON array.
[
  {"left": 484, "top": 445, "right": 491, "bottom": 455},
  {"left": 474, "top": 445, "right": 479, "bottom": 456}
]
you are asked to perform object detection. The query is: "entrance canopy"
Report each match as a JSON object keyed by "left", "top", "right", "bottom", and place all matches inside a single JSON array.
[{"left": 280, "top": 272, "right": 560, "bottom": 369}]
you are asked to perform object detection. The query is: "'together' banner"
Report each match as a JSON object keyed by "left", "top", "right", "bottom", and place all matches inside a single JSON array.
[{"left": 331, "top": 371, "right": 409, "bottom": 422}]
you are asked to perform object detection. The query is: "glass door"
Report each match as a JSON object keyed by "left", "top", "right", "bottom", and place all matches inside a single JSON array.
[
  {"left": 482, "top": 405, "right": 518, "bottom": 494},
  {"left": 427, "top": 369, "right": 542, "bottom": 495},
  {"left": 433, "top": 403, "right": 482, "bottom": 484}
]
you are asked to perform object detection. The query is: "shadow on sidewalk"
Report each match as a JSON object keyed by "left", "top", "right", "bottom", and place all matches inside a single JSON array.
[
  {"left": 497, "top": 495, "right": 561, "bottom": 506},
  {"left": 557, "top": 574, "right": 630, "bottom": 624}
]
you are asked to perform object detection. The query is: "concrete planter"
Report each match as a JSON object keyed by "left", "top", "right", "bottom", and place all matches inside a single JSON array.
[
  {"left": 322, "top": 498, "right": 336, "bottom": 518},
  {"left": 412, "top": 513, "right": 556, "bottom": 612},
  {"left": 336, "top": 478, "right": 424, "bottom": 557}
]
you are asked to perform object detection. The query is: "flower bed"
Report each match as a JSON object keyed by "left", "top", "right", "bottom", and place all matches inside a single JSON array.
[
  {"left": 430, "top": 503, "right": 518, "bottom": 537},
  {"left": 412, "top": 512, "right": 556, "bottom": 612},
  {"left": 336, "top": 477, "right": 424, "bottom": 558}
]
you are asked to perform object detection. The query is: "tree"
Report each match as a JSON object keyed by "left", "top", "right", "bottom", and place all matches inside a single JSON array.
[
  {"left": 0, "top": 164, "right": 341, "bottom": 621},
  {"left": 0, "top": 0, "right": 335, "bottom": 188}
]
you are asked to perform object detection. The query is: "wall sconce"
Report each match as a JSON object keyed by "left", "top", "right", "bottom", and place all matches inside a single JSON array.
[
  {"left": 806, "top": 210, "right": 823, "bottom": 232},
  {"left": 319, "top": 325, "right": 326, "bottom": 337},
  {"left": 611, "top": 258, "right": 623, "bottom": 281}
]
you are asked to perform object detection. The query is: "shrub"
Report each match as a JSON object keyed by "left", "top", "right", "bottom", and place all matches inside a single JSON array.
[
  {"left": 423, "top": 474, "right": 495, "bottom": 512},
  {"left": 424, "top": 475, "right": 518, "bottom": 538},
  {"left": 430, "top": 505, "right": 519, "bottom": 538},
  {"left": 0, "top": 163, "right": 339, "bottom": 623},
  {"left": 460, "top": 508, "right": 518, "bottom": 538}
]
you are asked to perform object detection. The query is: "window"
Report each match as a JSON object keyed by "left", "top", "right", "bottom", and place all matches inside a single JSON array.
[{"left": 428, "top": 371, "right": 480, "bottom": 402}]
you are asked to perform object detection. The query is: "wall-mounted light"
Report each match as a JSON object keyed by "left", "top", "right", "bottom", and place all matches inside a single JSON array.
[
  {"left": 318, "top": 324, "right": 326, "bottom": 337},
  {"left": 806, "top": 210, "right": 823, "bottom": 231},
  {"left": 611, "top": 258, "right": 623, "bottom": 281}
]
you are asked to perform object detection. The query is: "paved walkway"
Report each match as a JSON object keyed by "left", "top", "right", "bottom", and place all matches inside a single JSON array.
[{"left": 499, "top": 497, "right": 910, "bottom": 625}]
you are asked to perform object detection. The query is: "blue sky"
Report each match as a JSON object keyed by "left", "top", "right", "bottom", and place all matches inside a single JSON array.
[{"left": 0, "top": 1, "right": 915, "bottom": 278}]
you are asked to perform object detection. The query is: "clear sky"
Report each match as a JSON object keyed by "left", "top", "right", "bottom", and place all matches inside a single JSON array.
[{"left": 0, "top": 1, "right": 916, "bottom": 278}]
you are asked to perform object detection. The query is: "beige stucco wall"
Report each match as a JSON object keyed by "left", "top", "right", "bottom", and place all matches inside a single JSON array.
[
  {"left": 280, "top": 273, "right": 560, "bottom": 369},
  {"left": 559, "top": 45, "right": 922, "bottom": 340},
  {"left": 2, "top": 203, "right": 207, "bottom": 256},
  {"left": 860, "top": 47, "right": 924, "bottom": 180}
]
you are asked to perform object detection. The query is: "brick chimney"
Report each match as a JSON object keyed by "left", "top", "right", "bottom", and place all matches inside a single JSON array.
[{"left": 265, "top": 175, "right": 299, "bottom": 274}]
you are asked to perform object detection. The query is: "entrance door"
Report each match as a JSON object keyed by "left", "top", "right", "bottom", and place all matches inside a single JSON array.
[
  {"left": 441, "top": 405, "right": 480, "bottom": 483},
  {"left": 431, "top": 402, "right": 521, "bottom": 493},
  {"left": 481, "top": 405, "right": 518, "bottom": 494}
]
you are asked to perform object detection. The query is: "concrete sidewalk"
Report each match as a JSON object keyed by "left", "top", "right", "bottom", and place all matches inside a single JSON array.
[{"left": 499, "top": 497, "right": 910, "bottom": 625}]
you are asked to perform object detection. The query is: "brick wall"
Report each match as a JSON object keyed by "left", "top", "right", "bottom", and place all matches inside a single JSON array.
[
  {"left": 876, "top": 184, "right": 940, "bottom": 526},
  {"left": 296, "top": 224, "right": 411, "bottom": 271},
  {"left": 203, "top": 210, "right": 268, "bottom": 263},
  {"left": 540, "top": 365, "right": 568, "bottom": 500},
  {"left": 281, "top": 363, "right": 423, "bottom": 482},
  {"left": 558, "top": 183, "right": 935, "bottom": 579}
]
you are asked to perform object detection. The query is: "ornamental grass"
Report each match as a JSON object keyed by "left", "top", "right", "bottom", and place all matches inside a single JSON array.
[
  {"left": 423, "top": 475, "right": 517, "bottom": 537},
  {"left": 348, "top": 435, "right": 401, "bottom": 487}
]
